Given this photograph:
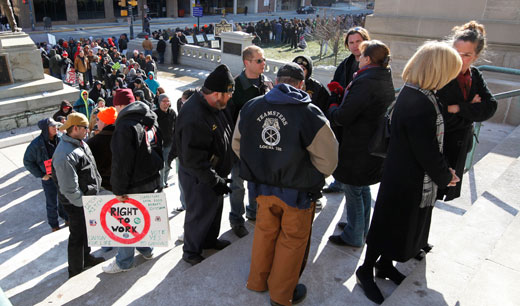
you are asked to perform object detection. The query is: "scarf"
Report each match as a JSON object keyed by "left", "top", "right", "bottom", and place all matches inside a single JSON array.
[{"left": 405, "top": 83, "right": 444, "bottom": 208}]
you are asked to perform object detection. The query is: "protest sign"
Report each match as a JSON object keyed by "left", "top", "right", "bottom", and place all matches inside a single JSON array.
[{"left": 83, "top": 193, "right": 171, "bottom": 247}]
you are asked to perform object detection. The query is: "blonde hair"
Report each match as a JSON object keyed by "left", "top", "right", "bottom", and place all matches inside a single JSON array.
[
  {"left": 242, "top": 45, "right": 263, "bottom": 62},
  {"left": 402, "top": 41, "right": 462, "bottom": 91}
]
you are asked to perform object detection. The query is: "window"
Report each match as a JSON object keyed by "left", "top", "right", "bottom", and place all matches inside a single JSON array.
[
  {"left": 77, "top": 0, "right": 105, "bottom": 20},
  {"left": 33, "top": 0, "right": 67, "bottom": 22}
]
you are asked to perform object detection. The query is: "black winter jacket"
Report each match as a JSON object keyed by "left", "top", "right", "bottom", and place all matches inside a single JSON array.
[
  {"left": 155, "top": 107, "right": 177, "bottom": 147},
  {"left": 436, "top": 67, "right": 497, "bottom": 201},
  {"left": 227, "top": 71, "right": 273, "bottom": 124},
  {"left": 175, "top": 91, "right": 233, "bottom": 185},
  {"left": 111, "top": 101, "right": 163, "bottom": 195},
  {"left": 329, "top": 66, "right": 395, "bottom": 186},
  {"left": 87, "top": 125, "right": 114, "bottom": 191}
]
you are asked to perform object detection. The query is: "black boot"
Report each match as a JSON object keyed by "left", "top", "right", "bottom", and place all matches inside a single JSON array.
[
  {"left": 356, "top": 266, "right": 384, "bottom": 304},
  {"left": 374, "top": 260, "right": 406, "bottom": 285}
]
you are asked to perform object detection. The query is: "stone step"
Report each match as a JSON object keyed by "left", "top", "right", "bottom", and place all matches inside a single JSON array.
[
  {"left": 383, "top": 156, "right": 520, "bottom": 306},
  {"left": 0, "top": 84, "right": 78, "bottom": 131},
  {"left": 0, "top": 74, "right": 65, "bottom": 100},
  {"left": 435, "top": 123, "right": 520, "bottom": 216},
  {"left": 457, "top": 213, "right": 520, "bottom": 306}
]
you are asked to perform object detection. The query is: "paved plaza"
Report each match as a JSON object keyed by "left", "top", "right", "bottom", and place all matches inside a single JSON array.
[{"left": 0, "top": 61, "right": 519, "bottom": 305}]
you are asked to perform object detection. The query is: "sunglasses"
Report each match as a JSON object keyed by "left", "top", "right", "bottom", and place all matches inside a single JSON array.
[
  {"left": 295, "top": 58, "right": 308, "bottom": 68},
  {"left": 76, "top": 125, "right": 88, "bottom": 130},
  {"left": 250, "top": 58, "right": 266, "bottom": 64}
]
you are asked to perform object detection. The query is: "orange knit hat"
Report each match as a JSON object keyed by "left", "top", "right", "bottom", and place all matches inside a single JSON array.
[{"left": 97, "top": 107, "right": 117, "bottom": 125}]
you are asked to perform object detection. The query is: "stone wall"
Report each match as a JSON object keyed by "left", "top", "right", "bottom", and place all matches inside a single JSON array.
[{"left": 365, "top": 0, "right": 520, "bottom": 125}]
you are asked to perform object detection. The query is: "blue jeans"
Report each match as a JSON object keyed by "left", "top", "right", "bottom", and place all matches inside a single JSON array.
[
  {"left": 160, "top": 144, "right": 172, "bottom": 188},
  {"left": 158, "top": 52, "right": 165, "bottom": 64},
  {"left": 144, "top": 50, "right": 152, "bottom": 57},
  {"left": 229, "top": 163, "right": 256, "bottom": 226},
  {"left": 337, "top": 182, "right": 372, "bottom": 247},
  {"left": 42, "top": 178, "right": 68, "bottom": 228},
  {"left": 115, "top": 247, "right": 153, "bottom": 269}
]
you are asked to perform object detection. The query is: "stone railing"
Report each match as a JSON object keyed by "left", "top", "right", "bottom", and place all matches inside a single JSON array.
[{"left": 178, "top": 45, "right": 221, "bottom": 71}]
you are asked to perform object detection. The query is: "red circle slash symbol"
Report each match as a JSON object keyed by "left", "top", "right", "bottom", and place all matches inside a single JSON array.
[{"left": 100, "top": 198, "right": 151, "bottom": 244}]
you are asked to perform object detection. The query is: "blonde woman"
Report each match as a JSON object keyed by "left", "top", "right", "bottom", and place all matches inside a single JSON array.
[{"left": 355, "top": 41, "right": 462, "bottom": 304}]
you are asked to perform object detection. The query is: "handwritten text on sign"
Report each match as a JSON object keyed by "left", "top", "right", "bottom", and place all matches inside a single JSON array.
[{"left": 83, "top": 193, "right": 171, "bottom": 247}]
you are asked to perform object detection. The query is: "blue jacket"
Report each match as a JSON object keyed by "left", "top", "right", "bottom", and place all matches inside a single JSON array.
[
  {"left": 233, "top": 84, "right": 338, "bottom": 209},
  {"left": 145, "top": 71, "right": 160, "bottom": 94},
  {"left": 23, "top": 119, "right": 60, "bottom": 178}
]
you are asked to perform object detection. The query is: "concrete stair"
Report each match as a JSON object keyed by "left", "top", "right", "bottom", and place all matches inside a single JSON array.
[
  {"left": 1, "top": 122, "right": 519, "bottom": 306},
  {"left": 383, "top": 126, "right": 520, "bottom": 305}
]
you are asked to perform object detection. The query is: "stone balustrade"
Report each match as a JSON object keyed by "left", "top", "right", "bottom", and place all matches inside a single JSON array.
[{"left": 178, "top": 45, "right": 221, "bottom": 71}]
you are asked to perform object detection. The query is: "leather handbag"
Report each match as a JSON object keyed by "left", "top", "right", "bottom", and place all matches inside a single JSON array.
[{"left": 368, "top": 102, "right": 395, "bottom": 158}]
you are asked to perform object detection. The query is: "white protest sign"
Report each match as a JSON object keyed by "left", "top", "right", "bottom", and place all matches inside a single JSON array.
[{"left": 83, "top": 193, "right": 171, "bottom": 247}]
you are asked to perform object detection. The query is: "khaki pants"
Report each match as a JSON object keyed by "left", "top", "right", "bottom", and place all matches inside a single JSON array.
[{"left": 247, "top": 195, "right": 314, "bottom": 306}]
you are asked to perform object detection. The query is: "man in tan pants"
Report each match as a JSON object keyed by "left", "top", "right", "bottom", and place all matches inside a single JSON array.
[{"left": 232, "top": 63, "right": 338, "bottom": 305}]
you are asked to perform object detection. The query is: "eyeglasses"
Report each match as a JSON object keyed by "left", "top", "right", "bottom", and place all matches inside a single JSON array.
[
  {"left": 250, "top": 58, "right": 266, "bottom": 64},
  {"left": 295, "top": 57, "right": 309, "bottom": 68}
]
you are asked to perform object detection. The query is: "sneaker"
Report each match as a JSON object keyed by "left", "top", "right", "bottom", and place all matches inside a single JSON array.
[
  {"left": 178, "top": 232, "right": 184, "bottom": 242},
  {"left": 102, "top": 259, "right": 132, "bottom": 274},
  {"left": 141, "top": 252, "right": 154, "bottom": 260},
  {"left": 315, "top": 199, "right": 322, "bottom": 209}
]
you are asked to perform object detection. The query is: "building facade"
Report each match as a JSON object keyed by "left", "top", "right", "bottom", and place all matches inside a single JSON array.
[{"left": 7, "top": 0, "right": 309, "bottom": 28}]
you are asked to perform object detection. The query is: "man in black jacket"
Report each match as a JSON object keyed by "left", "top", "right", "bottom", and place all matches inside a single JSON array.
[
  {"left": 227, "top": 45, "right": 273, "bottom": 238},
  {"left": 86, "top": 107, "right": 117, "bottom": 191},
  {"left": 102, "top": 88, "right": 162, "bottom": 273},
  {"left": 155, "top": 93, "right": 176, "bottom": 188},
  {"left": 293, "top": 55, "right": 330, "bottom": 114},
  {"left": 156, "top": 36, "right": 166, "bottom": 64},
  {"left": 169, "top": 31, "right": 185, "bottom": 65},
  {"left": 175, "top": 65, "right": 234, "bottom": 265}
]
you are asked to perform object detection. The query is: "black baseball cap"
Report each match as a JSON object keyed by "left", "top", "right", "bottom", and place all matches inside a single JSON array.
[{"left": 277, "top": 63, "right": 304, "bottom": 81}]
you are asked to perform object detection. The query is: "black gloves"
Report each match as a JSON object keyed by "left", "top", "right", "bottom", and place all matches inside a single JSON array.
[{"left": 213, "top": 177, "right": 232, "bottom": 196}]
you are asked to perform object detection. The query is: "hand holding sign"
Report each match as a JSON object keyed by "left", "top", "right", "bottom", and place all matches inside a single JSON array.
[{"left": 116, "top": 194, "right": 129, "bottom": 203}]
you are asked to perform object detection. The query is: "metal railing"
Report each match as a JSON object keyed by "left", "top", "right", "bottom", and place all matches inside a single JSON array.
[{"left": 464, "top": 65, "right": 520, "bottom": 171}]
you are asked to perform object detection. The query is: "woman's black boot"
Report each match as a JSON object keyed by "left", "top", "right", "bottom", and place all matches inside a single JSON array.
[
  {"left": 374, "top": 260, "right": 406, "bottom": 285},
  {"left": 355, "top": 266, "right": 384, "bottom": 304}
]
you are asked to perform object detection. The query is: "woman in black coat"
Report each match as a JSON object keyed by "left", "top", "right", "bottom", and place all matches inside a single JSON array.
[
  {"left": 323, "top": 26, "right": 371, "bottom": 193},
  {"left": 436, "top": 21, "right": 497, "bottom": 201},
  {"left": 327, "top": 40, "right": 395, "bottom": 248},
  {"left": 355, "top": 41, "right": 462, "bottom": 304}
]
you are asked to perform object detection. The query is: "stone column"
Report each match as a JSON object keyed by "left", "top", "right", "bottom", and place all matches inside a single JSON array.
[
  {"left": 65, "top": 0, "right": 78, "bottom": 24},
  {"left": 233, "top": 0, "right": 237, "bottom": 15},
  {"left": 219, "top": 31, "right": 253, "bottom": 75},
  {"left": 104, "top": 0, "right": 115, "bottom": 20},
  {"left": 167, "top": 0, "right": 178, "bottom": 17}
]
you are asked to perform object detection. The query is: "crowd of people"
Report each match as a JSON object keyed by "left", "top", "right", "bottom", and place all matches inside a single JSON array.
[{"left": 24, "top": 18, "right": 498, "bottom": 306}]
